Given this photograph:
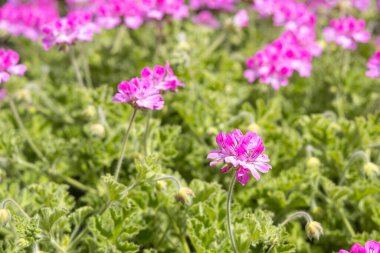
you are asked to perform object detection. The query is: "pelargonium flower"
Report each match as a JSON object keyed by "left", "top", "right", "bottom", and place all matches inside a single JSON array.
[
  {"left": 244, "top": 31, "right": 314, "bottom": 90},
  {"left": 141, "top": 62, "right": 185, "bottom": 92},
  {"left": 112, "top": 78, "right": 164, "bottom": 110},
  {"left": 0, "top": 49, "right": 27, "bottom": 84},
  {"left": 0, "top": 1, "right": 59, "bottom": 41},
  {"left": 207, "top": 129, "right": 271, "bottom": 186},
  {"left": 233, "top": 10, "right": 249, "bottom": 28},
  {"left": 192, "top": 11, "right": 220, "bottom": 28},
  {"left": 339, "top": 240, "right": 380, "bottom": 253},
  {"left": 366, "top": 51, "right": 380, "bottom": 79},
  {"left": 323, "top": 16, "right": 370, "bottom": 50},
  {"left": 190, "top": 0, "right": 236, "bottom": 12},
  {"left": 42, "top": 11, "right": 100, "bottom": 50}
]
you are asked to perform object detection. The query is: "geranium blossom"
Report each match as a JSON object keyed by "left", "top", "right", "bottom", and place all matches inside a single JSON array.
[
  {"left": 207, "top": 129, "right": 271, "bottom": 186},
  {"left": 323, "top": 16, "right": 370, "bottom": 50},
  {"left": 0, "top": 49, "right": 27, "bottom": 84},
  {"left": 0, "top": 1, "right": 59, "bottom": 41},
  {"left": 233, "top": 10, "right": 249, "bottom": 28},
  {"left": 244, "top": 31, "right": 314, "bottom": 89},
  {"left": 141, "top": 63, "right": 185, "bottom": 92},
  {"left": 42, "top": 11, "right": 100, "bottom": 50},
  {"left": 339, "top": 240, "right": 380, "bottom": 253},
  {"left": 112, "top": 63, "right": 184, "bottom": 110},
  {"left": 366, "top": 51, "right": 380, "bottom": 79},
  {"left": 112, "top": 78, "right": 164, "bottom": 110}
]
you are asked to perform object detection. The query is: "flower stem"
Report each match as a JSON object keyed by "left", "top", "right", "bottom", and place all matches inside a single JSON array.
[
  {"left": 143, "top": 111, "right": 152, "bottom": 156},
  {"left": 1, "top": 198, "right": 30, "bottom": 218},
  {"left": 339, "top": 209, "right": 355, "bottom": 238},
  {"left": 69, "top": 48, "right": 85, "bottom": 88},
  {"left": 8, "top": 96, "right": 46, "bottom": 161},
  {"left": 227, "top": 173, "right": 238, "bottom": 253},
  {"left": 114, "top": 108, "right": 138, "bottom": 181},
  {"left": 83, "top": 56, "right": 93, "bottom": 88},
  {"left": 279, "top": 211, "right": 313, "bottom": 227},
  {"left": 155, "top": 176, "right": 182, "bottom": 190},
  {"left": 339, "top": 150, "right": 369, "bottom": 185}
]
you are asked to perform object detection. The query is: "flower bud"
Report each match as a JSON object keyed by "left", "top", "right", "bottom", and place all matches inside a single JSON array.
[
  {"left": 306, "top": 221, "right": 323, "bottom": 240},
  {"left": 89, "top": 123, "right": 105, "bottom": 138},
  {"left": 363, "top": 162, "right": 379, "bottom": 178},
  {"left": 175, "top": 187, "right": 195, "bottom": 205},
  {"left": 248, "top": 123, "right": 261, "bottom": 135},
  {"left": 83, "top": 105, "right": 97, "bottom": 119},
  {"left": 0, "top": 208, "right": 10, "bottom": 225},
  {"left": 306, "top": 157, "right": 320, "bottom": 169},
  {"left": 156, "top": 180, "right": 167, "bottom": 191}
]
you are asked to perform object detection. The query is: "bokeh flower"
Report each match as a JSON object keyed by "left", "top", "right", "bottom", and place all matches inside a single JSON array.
[
  {"left": 207, "top": 129, "right": 271, "bottom": 186},
  {"left": 339, "top": 240, "right": 380, "bottom": 253},
  {"left": 323, "top": 16, "right": 370, "bottom": 50},
  {"left": 366, "top": 51, "right": 380, "bottom": 79},
  {"left": 0, "top": 49, "right": 27, "bottom": 84}
]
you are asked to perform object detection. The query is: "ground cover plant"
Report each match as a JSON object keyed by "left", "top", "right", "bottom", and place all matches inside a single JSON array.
[{"left": 0, "top": 0, "right": 379, "bottom": 252}]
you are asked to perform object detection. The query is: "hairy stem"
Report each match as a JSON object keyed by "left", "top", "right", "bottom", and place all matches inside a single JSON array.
[
  {"left": 143, "top": 111, "right": 152, "bottom": 156},
  {"left": 155, "top": 176, "right": 182, "bottom": 190},
  {"left": 339, "top": 150, "right": 369, "bottom": 185},
  {"left": 114, "top": 109, "right": 138, "bottom": 181},
  {"left": 9, "top": 97, "right": 46, "bottom": 161},
  {"left": 69, "top": 48, "right": 85, "bottom": 88},
  {"left": 227, "top": 173, "right": 238, "bottom": 253}
]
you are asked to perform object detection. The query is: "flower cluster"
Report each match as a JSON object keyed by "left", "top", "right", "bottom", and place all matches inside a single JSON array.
[
  {"left": 0, "top": 49, "right": 26, "bottom": 84},
  {"left": 244, "top": 31, "right": 315, "bottom": 89},
  {"left": 207, "top": 129, "right": 271, "bottom": 186},
  {"left": 306, "top": 0, "right": 370, "bottom": 11},
  {"left": 0, "top": 0, "right": 59, "bottom": 41},
  {"left": 366, "top": 51, "right": 380, "bottom": 79},
  {"left": 339, "top": 240, "right": 380, "bottom": 253},
  {"left": 323, "top": 16, "right": 370, "bottom": 50},
  {"left": 112, "top": 63, "right": 184, "bottom": 110},
  {"left": 41, "top": 11, "right": 100, "bottom": 50},
  {"left": 189, "top": 0, "right": 236, "bottom": 12},
  {"left": 67, "top": 0, "right": 189, "bottom": 30}
]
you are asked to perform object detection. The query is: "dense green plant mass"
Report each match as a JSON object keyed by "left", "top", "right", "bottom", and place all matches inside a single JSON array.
[{"left": 0, "top": 17, "right": 379, "bottom": 253}]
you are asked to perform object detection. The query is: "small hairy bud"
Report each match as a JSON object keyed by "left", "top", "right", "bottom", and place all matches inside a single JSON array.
[
  {"left": 175, "top": 187, "right": 195, "bottom": 205},
  {"left": 363, "top": 162, "right": 379, "bottom": 178},
  {"left": 248, "top": 123, "right": 261, "bottom": 134},
  {"left": 306, "top": 221, "right": 323, "bottom": 240},
  {"left": 89, "top": 124, "right": 105, "bottom": 138},
  {"left": 83, "top": 105, "right": 97, "bottom": 119},
  {"left": 306, "top": 157, "right": 320, "bottom": 169},
  {"left": 0, "top": 208, "right": 10, "bottom": 225},
  {"left": 156, "top": 180, "right": 167, "bottom": 191}
]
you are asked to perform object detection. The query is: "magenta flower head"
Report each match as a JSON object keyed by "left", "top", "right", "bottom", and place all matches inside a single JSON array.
[
  {"left": 112, "top": 78, "right": 164, "bottom": 110},
  {"left": 366, "top": 51, "right": 380, "bottom": 79},
  {"left": 323, "top": 16, "right": 370, "bottom": 50},
  {"left": 141, "top": 62, "right": 185, "bottom": 92},
  {"left": 207, "top": 129, "right": 271, "bottom": 186},
  {"left": 339, "top": 240, "right": 380, "bottom": 253},
  {"left": 0, "top": 49, "right": 27, "bottom": 84}
]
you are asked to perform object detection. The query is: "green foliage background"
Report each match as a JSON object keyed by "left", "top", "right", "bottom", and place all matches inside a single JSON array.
[{"left": 0, "top": 9, "right": 379, "bottom": 253}]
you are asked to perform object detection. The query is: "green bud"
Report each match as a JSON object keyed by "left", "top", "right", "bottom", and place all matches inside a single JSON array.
[
  {"left": 306, "top": 157, "right": 320, "bottom": 169},
  {"left": 89, "top": 124, "right": 105, "bottom": 138},
  {"left": 175, "top": 187, "right": 195, "bottom": 205},
  {"left": 83, "top": 105, "right": 97, "bottom": 119},
  {"left": 156, "top": 180, "right": 167, "bottom": 191},
  {"left": 0, "top": 208, "right": 10, "bottom": 225},
  {"left": 248, "top": 123, "right": 261, "bottom": 134},
  {"left": 306, "top": 221, "right": 323, "bottom": 240},
  {"left": 16, "top": 238, "right": 30, "bottom": 248},
  {"left": 364, "top": 162, "right": 379, "bottom": 178}
]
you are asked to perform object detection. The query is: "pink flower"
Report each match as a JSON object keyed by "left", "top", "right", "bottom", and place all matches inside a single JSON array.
[
  {"left": 339, "top": 240, "right": 380, "bottom": 253},
  {"left": 366, "top": 51, "right": 380, "bottom": 79},
  {"left": 233, "top": 10, "right": 249, "bottom": 28},
  {"left": 141, "top": 62, "right": 185, "bottom": 92},
  {"left": 244, "top": 31, "right": 315, "bottom": 90},
  {"left": 190, "top": 0, "right": 236, "bottom": 12},
  {"left": 0, "top": 49, "right": 26, "bottom": 84},
  {"left": 42, "top": 11, "right": 100, "bottom": 50},
  {"left": 323, "top": 16, "right": 370, "bottom": 50},
  {"left": 192, "top": 11, "right": 220, "bottom": 28},
  {"left": 112, "top": 78, "right": 164, "bottom": 110},
  {"left": 207, "top": 129, "right": 271, "bottom": 186},
  {"left": 0, "top": 1, "right": 59, "bottom": 41}
]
